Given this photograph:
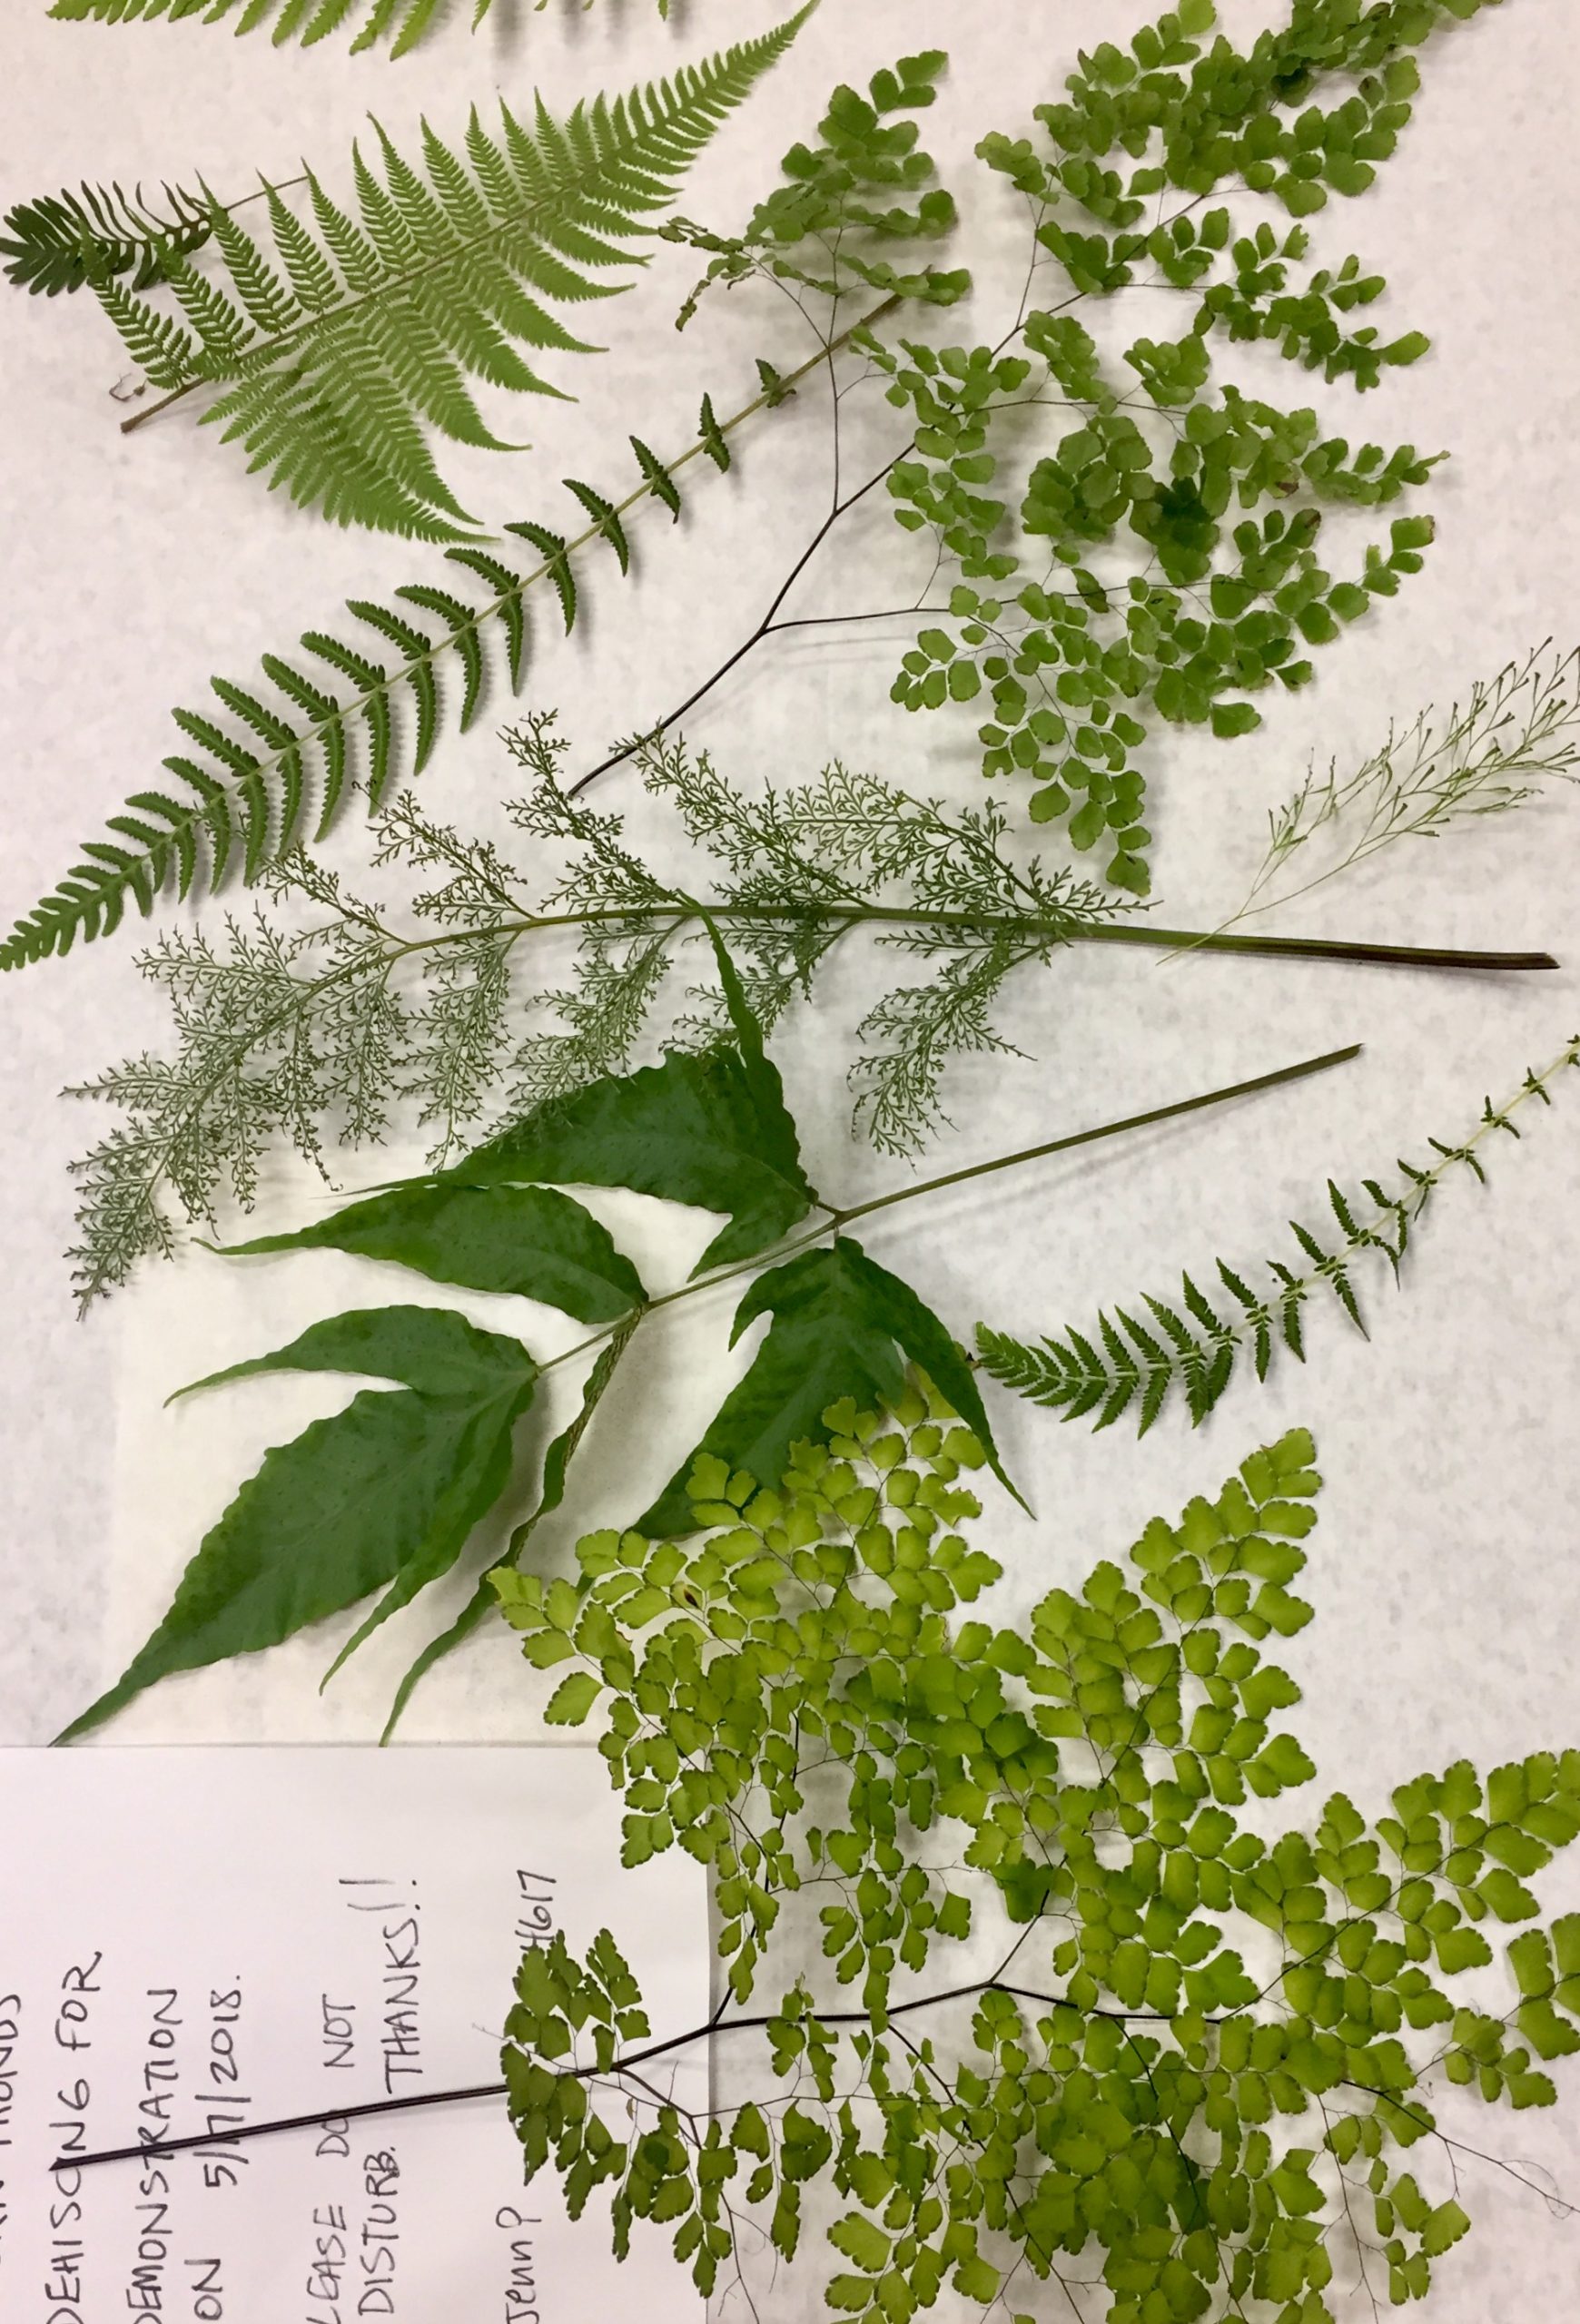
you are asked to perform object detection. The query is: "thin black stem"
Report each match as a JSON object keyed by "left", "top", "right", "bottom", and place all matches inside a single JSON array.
[
  {"left": 567, "top": 459, "right": 901, "bottom": 796},
  {"left": 60, "top": 1976, "right": 1200, "bottom": 2174},
  {"left": 1077, "top": 923, "right": 1555, "bottom": 974}
]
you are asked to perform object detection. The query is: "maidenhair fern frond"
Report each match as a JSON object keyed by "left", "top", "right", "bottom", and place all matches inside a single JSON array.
[
  {"left": 976, "top": 1037, "right": 1580, "bottom": 1433},
  {"left": 0, "top": 379, "right": 773, "bottom": 975},
  {"left": 1, "top": 176, "right": 211, "bottom": 297},
  {"left": 89, "top": 13, "right": 811, "bottom": 537},
  {"left": 46, "top": 0, "right": 675, "bottom": 59}
]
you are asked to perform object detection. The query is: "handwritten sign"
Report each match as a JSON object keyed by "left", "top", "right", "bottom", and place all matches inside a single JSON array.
[{"left": 0, "top": 1748, "right": 706, "bottom": 2321}]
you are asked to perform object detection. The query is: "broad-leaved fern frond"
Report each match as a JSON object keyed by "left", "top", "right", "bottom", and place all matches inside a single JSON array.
[
  {"left": 91, "top": 13, "right": 811, "bottom": 537},
  {"left": 0, "top": 356, "right": 832, "bottom": 973},
  {"left": 46, "top": 0, "right": 674, "bottom": 59},
  {"left": 976, "top": 1037, "right": 1580, "bottom": 1433},
  {"left": 1, "top": 176, "right": 211, "bottom": 296}
]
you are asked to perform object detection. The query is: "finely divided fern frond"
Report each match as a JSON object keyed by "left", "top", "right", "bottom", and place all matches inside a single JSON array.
[
  {"left": 91, "top": 14, "right": 810, "bottom": 537},
  {"left": 66, "top": 729, "right": 1114, "bottom": 1302},
  {"left": 46, "top": 0, "right": 672, "bottom": 58},
  {"left": 1, "top": 177, "right": 211, "bottom": 297},
  {"left": 0, "top": 371, "right": 799, "bottom": 974},
  {"left": 976, "top": 1039, "right": 1580, "bottom": 1433}
]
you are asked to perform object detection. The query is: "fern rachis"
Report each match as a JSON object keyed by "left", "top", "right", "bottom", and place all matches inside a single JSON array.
[{"left": 0, "top": 322, "right": 887, "bottom": 976}]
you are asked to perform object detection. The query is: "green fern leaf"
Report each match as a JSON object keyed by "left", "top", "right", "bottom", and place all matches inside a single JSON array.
[
  {"left": 978, "top": 1040, "right": 1580, "bottom": 1434},
  {"left": 89, "top": 14, "right": 814, "bottom": 537},
  {"left": 45, "top": 0, "right": 589, "bottom": 56},
  {"left": 698, "top": 391, "right": 730, "bottom": 471},
  {"left": 561, "top": 480, "right": 630, "bottom": 575},
  {"left": 507, "top": 520, "right": 576, "bottom": 634},
  {"left": 1, "top": 176, "right": 210, "bottom": 296},
  {"left": 629, "top": 434, "right": 683, "bottom": 518},
  {"left": 1, "top": 365, "right": 820, "bottom": 969}
]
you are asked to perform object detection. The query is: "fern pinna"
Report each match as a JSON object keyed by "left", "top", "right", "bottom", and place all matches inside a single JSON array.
[
  {"left": 0, "top": 177, "right": 210, "bottom": 297},
  {"left": 90, "top": 13, "right": 810, "bottom": 537},
  {"left": 46, "top": 0, "right": 673, "bottom": 57},
  {"left": 977, "top": 1038, "right": 1580, "bottom": 1434}
]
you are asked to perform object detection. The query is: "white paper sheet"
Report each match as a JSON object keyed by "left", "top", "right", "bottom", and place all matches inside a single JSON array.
[{"left": 0, "top": 1748, "right": 706, "bottom": 2321}]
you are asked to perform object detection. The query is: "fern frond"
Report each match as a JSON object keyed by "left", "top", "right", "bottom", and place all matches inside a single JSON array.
[
  {"left": 1, "top": 176, "right": 211, "bottom": 297},
  {"left": 45, "top": 0, "right": 662, "bottom": 57},
  {"left": 67, "top": 723, "right": 1117, "bottom": 1301},
  {"left": 1, "top": 340, "right": 845, "bottom": 972},
  {"left": 92, "top": 14, "right": 813, "bottom": 536},
  {"left": 977, "top": 1038, "right": 1580, "bottom": 1433}
]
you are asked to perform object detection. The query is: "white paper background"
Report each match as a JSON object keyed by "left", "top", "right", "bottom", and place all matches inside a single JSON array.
[
  {"left": 1, "top": 0, "right": 1578, "bottom": 2311},
  {"left": 0, "top": 1746, "right": 707, "bottom": 2319}
]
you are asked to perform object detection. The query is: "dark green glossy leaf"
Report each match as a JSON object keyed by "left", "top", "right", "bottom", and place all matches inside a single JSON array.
[
  {"left": 380, "top": 1315, "right": 640, "bottom": 1742},
  {"left": 218, "top": 1181, "right": 647, "bottom": 1324},
  {"left": 58, "top": 1306, "right": 537, "bottom": 1741},
  {"left": 448, "top": 1042, "right": 817, "bottom": 1276},
  {"left": 638, "top": 1235, "right": 1016, "bottom": 1535}
]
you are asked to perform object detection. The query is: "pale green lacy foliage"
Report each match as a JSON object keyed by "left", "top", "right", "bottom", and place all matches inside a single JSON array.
[
  {"left": 1227, "top": 647, "right": 1580, "bottom": 931},
  {"left": 873, "top": 0, "right": 1501, "bottom": 892},
  {"left": 87, "top": 18, "right": 808, "bottom": 540},
  {"left": 497, "top": 1403, "right": 1580, "bottom": 2317},
  {"left": 65, "top": 718, "right": 1113, "bottom": 1303},
  {"left": 977, "top": 1038, "right": 1580, "bottom": 1433},
  {"left": 47, "top": 0, "right": 668, "bottom": 58}
]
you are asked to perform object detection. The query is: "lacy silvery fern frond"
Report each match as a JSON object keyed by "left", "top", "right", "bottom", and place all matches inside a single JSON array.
[
  {"left": 977, "top": 1035, "right": 1580, "bottom": 1433},
  {"left": 1223, "top": 645, "right": 1580, "bottom": 931},
  {"left": 89, "top": 12, "right": 811, "bottom": 537},
  {"left": 64, "top": 722, "right": 1124, "bottom": 1305},
  {"left": 46, "top": 0, "right": 671, "bottom": 58},
  {"left": 0, "top": 176, "right": 211, "bottom": 296}
]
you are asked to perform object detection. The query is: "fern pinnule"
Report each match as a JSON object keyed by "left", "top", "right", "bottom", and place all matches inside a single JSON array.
[
  {"left": 976, "top": 1038, "right": 1580, "bottom": 1433},
  {"left": 91, "top": 14, "right": 813, "bottom": 537},
  {"left": 0, "top": 342, "right": 855, "bottom": 973}
]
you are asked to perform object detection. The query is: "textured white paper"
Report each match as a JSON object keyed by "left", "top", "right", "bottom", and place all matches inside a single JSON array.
[{"left": 0, "top": 1748, "right": 705, "bottom": 2322}]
